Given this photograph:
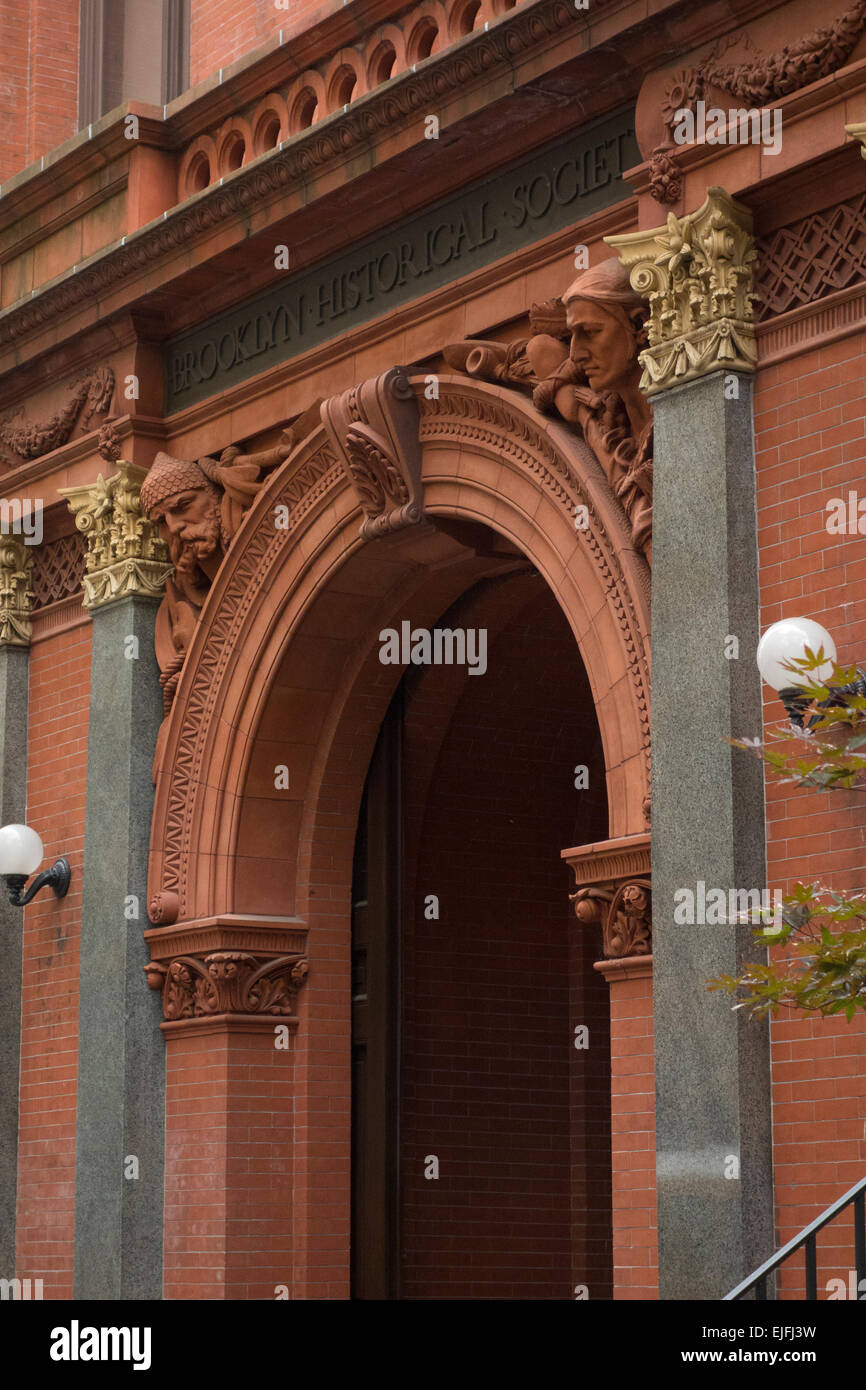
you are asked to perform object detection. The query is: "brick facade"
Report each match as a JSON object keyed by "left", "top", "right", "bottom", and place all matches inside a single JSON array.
[
  {"left": 1, "top": 0, "right": 866, "bottom": 1308},
  {"left": 15, "top": 621, "right": 90, "bottom": 1296},
  {"left": 756, "top": 331, "right": 866, "bottom": 1298}
]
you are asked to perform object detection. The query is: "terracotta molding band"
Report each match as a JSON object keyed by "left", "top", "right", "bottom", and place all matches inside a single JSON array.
[
  {"left": 30, "top": 596, "right": 90, "bottom": 643},
  {"left": 756, "top": 279, "right": 866, "bottom": 366},
  {"left": 561, "top": 831, "right": 650, "bottom": 885},
  {"left": 159, "top": 1013, "right": 300, "bottom": 1036},
  {"left": 144, "top": 913, "right": 309, "bottom": 959},
  {"left": 594, "top": 953, "right": 653, "bottom": 982}
]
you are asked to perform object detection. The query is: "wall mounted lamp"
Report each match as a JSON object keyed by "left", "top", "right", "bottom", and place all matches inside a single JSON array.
[
  {"left": 756, "top": 617, "right": 866, "bottom": 727},
  {"left": 0, "top": 825, "right": 70, "bottom": 907}
]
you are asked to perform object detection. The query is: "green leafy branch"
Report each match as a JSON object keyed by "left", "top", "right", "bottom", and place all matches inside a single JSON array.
[{"left": 709, "top": 649, "right": 866, "bottom": 1020}]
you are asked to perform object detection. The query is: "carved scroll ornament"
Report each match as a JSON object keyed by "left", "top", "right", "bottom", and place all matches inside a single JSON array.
[
  {"left": 321, "top": 367, "right": 424, "bottom": 538},
  {"left": 145, "top": 950, "right": 308, "bottom": 1022},
  {"left": 572, "top": 880, "right": 652, "bottom": 958},
  {"left": 563, "top": 832, "right": 652, "bottom": 960}
]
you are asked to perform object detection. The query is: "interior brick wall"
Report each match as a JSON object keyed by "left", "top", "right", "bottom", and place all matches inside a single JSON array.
[
  {"left": 755, "top": 329, "right": 866, "bottom": 1300},
  {"left": 15, "top": 622, "right": 91, "bottom": 1298},
  {"left": 399, "top": 577, "right": 612, "bottom": 1299}
]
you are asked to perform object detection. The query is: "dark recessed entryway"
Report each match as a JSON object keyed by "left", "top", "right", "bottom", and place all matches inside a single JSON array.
[{"left": 351, "top": 559, "right": 612, "bottom": 1299}]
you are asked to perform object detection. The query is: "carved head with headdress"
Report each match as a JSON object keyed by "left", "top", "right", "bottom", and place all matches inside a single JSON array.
[
  {"left": 561, "top": 257, "right": 648, "bottom": 397},
  {"left": 140, "top": 448, "right": 267, "bottom": 576}
]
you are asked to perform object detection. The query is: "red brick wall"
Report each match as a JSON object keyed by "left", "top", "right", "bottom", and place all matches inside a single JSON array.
[
  {"left": 608, "top": 967, "right": 657, "bottom": 1299},
  {"left": 0, "top": 0, "right": 79, "bottom": 184},
  {"left": 399, "top": 578, "right": 611, "bottom": 1299},
  {"left": 163, "top": 1025, "right": 296, "bottom": 1300},
  {"left": 15, "top": 621, "right": 90, "bottom": 1298},
  {"left": 755, "top": 329, "right": 866, "bottom": 1299},
  {"left": 189, "top": 0, "right": 335, "bottom": 89}
]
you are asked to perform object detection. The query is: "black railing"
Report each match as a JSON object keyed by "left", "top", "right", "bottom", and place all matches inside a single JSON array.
[{"left": 725, "top": 1175, "right": 866, "bottom": 1300}]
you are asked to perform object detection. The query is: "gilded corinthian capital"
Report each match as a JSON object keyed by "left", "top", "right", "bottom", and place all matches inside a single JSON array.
[
  {"left": 0, "top": 535, "right": 35, "bottom": 647},
  {"left": 606, "top": 187, "right": 759, "bottom": 397},
  {"left": 59, "top": 458, "right": 172, "bottom": 609}
]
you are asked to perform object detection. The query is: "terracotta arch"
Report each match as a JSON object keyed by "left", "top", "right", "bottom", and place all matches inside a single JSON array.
[{"left": 148, "top": 372, "right": 650, "bottom": 930}]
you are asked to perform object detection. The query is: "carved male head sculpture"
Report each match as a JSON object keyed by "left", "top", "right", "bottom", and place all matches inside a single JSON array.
[
  {"left": 140, "top": 453, "right": 228, "bottom": 580},
  {"left": 562, "top": 257, "right": 648, "bottom": 398}
]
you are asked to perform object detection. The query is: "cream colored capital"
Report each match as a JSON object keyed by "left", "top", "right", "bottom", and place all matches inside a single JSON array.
[
  {"left": 606, "top": 186, "right": 759, "bottom": 397},
  {"left": 59, "top": 459, "right": 172, "bottom": 609}
]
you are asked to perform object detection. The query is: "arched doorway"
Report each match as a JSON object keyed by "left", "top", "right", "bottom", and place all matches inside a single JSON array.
[
  {"left": 351, "top": 560, "right": 612, "bottom": 1299},
  {"left": 146, "top": 371, "right": 650, "bottom": 1298}
]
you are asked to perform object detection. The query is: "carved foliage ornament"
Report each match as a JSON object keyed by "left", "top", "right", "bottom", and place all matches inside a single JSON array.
[
  {"left": 660, "top": 1, "right": 866, "bottom": 138},
  {"left": 606, "top": 187, "right": 758, "bottom": 396},
  {"left": 0, "top": 0, "right": 579, "bottom": 351},
  {"left": 59, "top": 441, "right": 172, "bottom": 609},
  {"left": 572, "top": 879, "right": 652, "bottom": 959},
  {"left": 0, "top": 536, "right": 35, "bottom": 647},
  {"left": 0, "top": 367, "right": 114, "bottom": 468},
  {"left": 321, "top": 368, "right": 424, "bottom": 538},
  {"left": 145, "top": 950, "right": 309, "bottom": 1021}
]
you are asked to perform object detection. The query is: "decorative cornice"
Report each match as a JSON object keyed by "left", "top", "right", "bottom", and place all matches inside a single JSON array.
[
  {"left": 562, "top": 832, "right": 651, "bottom": 887},
  {"left": 606, "top": 186, "right": 758, "bottom": 396},
  {"left": 58, "top": 438, "right": 172, "bottom": 609},
  {"left": 144, "top": 913, "right": 308, "bottom": 959},
  {"left": 0, "top": 0, "right": 581, "bottom": 350},
  {"left": 0, "top": 535, "right": 35, "bottom": 647}
]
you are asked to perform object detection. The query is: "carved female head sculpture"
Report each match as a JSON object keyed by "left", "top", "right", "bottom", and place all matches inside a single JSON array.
[{"left": 562, "top": 257, "right": 648, "bottom": 399}]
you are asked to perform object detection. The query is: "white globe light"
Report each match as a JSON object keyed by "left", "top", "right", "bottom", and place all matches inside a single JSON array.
[
  {"left": 756, "top": 618, "right": 836, "bottom": 692},
  {"left": 0, "top": 824, "right": 44, "bottom": 876}
]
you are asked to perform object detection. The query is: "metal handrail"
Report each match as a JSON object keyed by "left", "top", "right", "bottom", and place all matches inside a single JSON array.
[{"left": 725, "top": 1174, "right": 866, "bottom": 1300}]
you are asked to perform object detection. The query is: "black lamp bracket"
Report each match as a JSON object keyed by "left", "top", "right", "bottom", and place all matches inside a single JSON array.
[
  {"left": 4, "top": 857, "right": 71, "bottom": 907},
  {"left": 779, "top": 668, "right": 866, "bottom": 729}
]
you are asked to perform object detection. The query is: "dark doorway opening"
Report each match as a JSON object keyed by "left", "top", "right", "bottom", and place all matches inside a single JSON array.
[{"left": 351, "top": 564, "right": 612, "bottom": 1299}]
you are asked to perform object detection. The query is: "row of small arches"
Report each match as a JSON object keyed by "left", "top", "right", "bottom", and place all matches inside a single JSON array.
[{"left": 180, "top": 0, "right": 519, "bottom": 196}]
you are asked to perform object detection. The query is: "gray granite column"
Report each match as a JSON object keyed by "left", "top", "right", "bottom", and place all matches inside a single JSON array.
[
  {"left": 62, "top": 456, "right": 172, "bottom": 1301},
  {"left": 74, "top": 593, "right": 165, "bottom": 1300},
  {"left": 610, "top": 190, "right": 775, "bottom": 1298},
  {"left": 0, "top": 644, "right": 30, "bottom": 1280}
]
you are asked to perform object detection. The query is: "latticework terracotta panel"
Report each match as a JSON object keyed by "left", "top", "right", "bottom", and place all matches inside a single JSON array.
[
  {"left": 32, "top": 533, "right": 85, "bottom": 609},
  {"left": 757, "top": 194, "right": 866, "bottom": 320}
]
